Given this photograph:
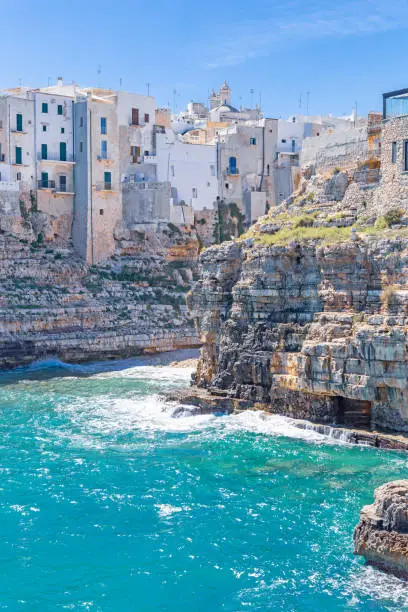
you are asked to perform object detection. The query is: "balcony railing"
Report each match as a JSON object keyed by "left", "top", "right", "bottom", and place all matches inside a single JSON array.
[
  {"left": 226, "top": 168, "right": 240, "bottom": 175},
  {"left": 97, "top": 152, "right": 111, "bottom": 161},
  {"left": 37, "top": 179, "right": 56, "bottom": 189},
  {"left": 55, "top": 183, "right": 74, "bottom": 193},
  {"left": 144, "top": 154, "right": 157, "bottom": 163},
  {"left": 95, "top": 182, "right": 116, "bottom": 191},
  {"left": 37, "top": 152, "right": 75, "bottom": 162}
]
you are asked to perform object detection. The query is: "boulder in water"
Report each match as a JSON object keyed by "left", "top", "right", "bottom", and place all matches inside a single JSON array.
[{"left": 354, "top": 480, "right": 408, "bottom": 578}]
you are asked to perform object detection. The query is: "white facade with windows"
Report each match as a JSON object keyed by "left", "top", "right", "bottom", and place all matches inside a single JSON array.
[{"left": 155, "top": 131, "right": 218, "bottom": 210}]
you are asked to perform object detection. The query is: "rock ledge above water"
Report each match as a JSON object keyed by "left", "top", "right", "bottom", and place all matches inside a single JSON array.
[{"left": 354, "top": 480, "right": 408, "bottom": 578}]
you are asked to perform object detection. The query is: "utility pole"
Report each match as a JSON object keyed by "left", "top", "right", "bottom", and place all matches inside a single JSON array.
[{"left": 173, "top": 89, "right": 177, "bottom": 113}]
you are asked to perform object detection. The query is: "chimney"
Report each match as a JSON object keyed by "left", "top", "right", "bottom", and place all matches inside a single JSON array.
[{"left": 57, "top": 76, "right": 63, "bottom": 88}]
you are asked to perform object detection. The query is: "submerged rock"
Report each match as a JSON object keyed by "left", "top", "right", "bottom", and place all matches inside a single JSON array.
[{"left": 354, "top": 480, "right": 408, "bottom": 578}]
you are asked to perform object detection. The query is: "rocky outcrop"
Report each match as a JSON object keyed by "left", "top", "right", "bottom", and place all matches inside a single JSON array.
[
  {"left": 354, "top": 481, "right": 408, "bottom": 578},
  {"left": 0, "top": 231, "right": 200, "bottom": 369},
  {"left": 189, "top": 234, "right": 408, "bottom": 432}
]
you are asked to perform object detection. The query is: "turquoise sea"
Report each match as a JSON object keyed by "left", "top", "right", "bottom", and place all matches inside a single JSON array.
[{"left": 0, "top": 352, "right": 407, "bottom": 611}]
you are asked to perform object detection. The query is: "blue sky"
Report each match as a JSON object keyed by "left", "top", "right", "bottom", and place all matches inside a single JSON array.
[{"left": 2, "top": 0, "right": 408, "bottom": 118}]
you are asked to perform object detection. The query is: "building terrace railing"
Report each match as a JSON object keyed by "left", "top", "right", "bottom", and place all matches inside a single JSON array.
[
  {"left": 37, "top": 179, "right": 56, "bottom": 189},
  {"left": 37, "top": 152, "right": 75, "bottom": 162},
  {"left": 95, "top": 182, "right": 117, "bottom": 191}
]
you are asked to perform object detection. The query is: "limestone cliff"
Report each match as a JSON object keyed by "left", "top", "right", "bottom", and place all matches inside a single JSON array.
[
  {"left": 0, "top": 227, "right": 200, "bottom": 369},
  {"left": 354, "top": 481, "right": 408, "bottom": 578},
  {"left": 188, "top": 168, "right": 408, "bottom": 433}
]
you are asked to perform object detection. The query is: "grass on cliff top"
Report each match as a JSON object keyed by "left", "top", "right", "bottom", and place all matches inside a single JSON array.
[{"left": 248, "top": 225, "right": 352, "bottom": 246}]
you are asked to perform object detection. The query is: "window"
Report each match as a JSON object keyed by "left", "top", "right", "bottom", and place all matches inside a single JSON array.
[
  {"left": 144, "top": 113, "right": 150, "bottom": 124},
  {"left": 101, "top": 117, "right": 107, "bottom": 134},
  {"left": 80, "top": 117, "right": 83, "bottom": 128},
  {"left": 15, "top": 146, "right": 22, "bottom": 165},
  {"left": 57, "top": 104, "right": 63, "bottom": 115},
  {"left": 42, "top": 125, "right": 47, "bottom": 132},
  {"left": 267, "top": 164, "right": 270, "bottom": 176},
  {"left": 61, "top": 127, "right": 65, "bottom": 134},
  {"left": 100, "top": 140, "right": 108, "bottom": 159},
  {"left": 228, "top": 156, "right": 237, "bottom": 175},
  {"left": 79, "top": 141, "right": 83, "bottom": 153},
  {"left": 210, "top": 165, "right": 215, "bottom": 176},
  {"left": 16, "top": 172, "right": 21, "bottom": 181},
  {"left": 41, "top": 144, "right": 48, "bottom": 160},
  {"left": 291, "top": 139, "right": 296, "bottom": 153},
  {"left": 100, "top": 209, "right": 104, "bottom": 216},
  {"left": 392, "top": 142, "right": 397, "bottom": 164},
  {"left": 281, "top": 139, "right": 287, "bottom": 143},
  {"left": 60, "top": 142, "right": 67, "bottom": 161},
  {"left": 59, "top": 175, "right": 67, "bottom": 192},
  {"left": 130, "top": 146, "right": 140, "bottom": 163},
  {"left": 16, "top": 113, "right": 23, "bottom": 132},
  {"left": 104, "top": 171, "right": 112, "bottom": 189},
  {"left": 41, "top": 172, "right": 48, "bottom": 188},
  {"left": 192, "top": 187, "right": 198, "bottom": 198},
  {"left": 131, "top": 108, "right": 139, "bottom": 126},
  {"left": 249, "top": 137, "right": 256, "bottom": 145},
  {"left": 42, "top": 102, "right": 48, "bottom": 113},
  {"left": 405, "top": 141, "right": 408, "bottom": 172}
]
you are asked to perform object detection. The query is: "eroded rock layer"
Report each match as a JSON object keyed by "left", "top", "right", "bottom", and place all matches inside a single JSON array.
[
  {"left": 189, "top": 237, "right": 408, "bottom": 432},
  {"left": 0, "top": 232, "right": 199, "bottom": 369},
  {"left": 354, "top": 481, "right": 408, "bottom": 578}
]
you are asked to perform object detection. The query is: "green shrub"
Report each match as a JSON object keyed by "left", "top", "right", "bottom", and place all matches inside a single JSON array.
[
  {"left": 383, "top": 208, "right": 403, "bottom": 227},
  {"left": 293, "top": 213, "right": 317, "bottom": 228}
]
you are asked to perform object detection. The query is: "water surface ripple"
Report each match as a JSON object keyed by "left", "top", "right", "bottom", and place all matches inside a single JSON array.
[{"left": 0, "top": 358, "right": 406, "bottom": 610}]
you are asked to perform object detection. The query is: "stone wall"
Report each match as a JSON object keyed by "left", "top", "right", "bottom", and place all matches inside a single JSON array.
[{"left": 374, "top": 116, "right": 408, "bottom": 214}]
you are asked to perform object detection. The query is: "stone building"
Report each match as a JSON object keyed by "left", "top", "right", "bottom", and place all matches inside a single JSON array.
[
  {"left": 374, "top": 89, "right": 408, "bottom": 213},
  {"left": 216, "top": 118, "right": 278, "bottom": 223}
]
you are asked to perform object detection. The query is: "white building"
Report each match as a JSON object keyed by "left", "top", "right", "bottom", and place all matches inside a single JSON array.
[{"left": 155, "top": 130, "right": 218, "bottom": 211}]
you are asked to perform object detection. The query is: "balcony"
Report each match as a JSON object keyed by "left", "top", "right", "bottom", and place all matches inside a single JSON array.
[
  {"left": 95, "top": 182, "right": 116, "bottom": 191},
  {"left": 38, "top": 179, "right": 56, "bottom": 190},
  {"left": 226, "top": 167, "right": 240, "bottom": 176},
  {"left": 11, "top": 128, "right": 26, "bottom": 134},
  {"left": 55, "top": 183, "right": 74, "bottom": 194},
  {"left": 144, "top": 154, "right": 157, "bottom": 163},
  {"left": 37, "top": 152, "right": 75, "bottom": 163},
  {"left": 96, "top": 153, "right": 112, "bottom": 161}
]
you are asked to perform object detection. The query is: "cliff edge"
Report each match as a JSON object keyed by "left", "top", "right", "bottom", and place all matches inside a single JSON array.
[
  {"left": 354, "top": 481, "right": 408, "bottom": 578},
  {"left": 188, "top": 168, "right": 408, "bottom": 433}
]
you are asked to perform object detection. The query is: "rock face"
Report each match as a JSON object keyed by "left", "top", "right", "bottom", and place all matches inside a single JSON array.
[
  {"left": 354, "top": 481, "right": 408, "bottom": 578},
  {"left": 0, "top": 232, "right": 200, "bottom": 369},
  {"left": 189, "top": 236, "right": 408, "bottom": 432}
]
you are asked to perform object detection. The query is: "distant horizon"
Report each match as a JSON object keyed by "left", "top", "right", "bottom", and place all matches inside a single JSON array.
[{"left": 2, "top": 0, "right": 408, "bottom": 120}]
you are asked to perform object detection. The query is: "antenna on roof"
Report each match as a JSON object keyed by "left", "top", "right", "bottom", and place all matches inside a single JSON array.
[
  {"left": 18, "top": 77, "right": 22, "bottom": 87},
  {"left": 299, "top": 93, "right": 302, "bottom": 111},
  {"left": 250, "top": 88, "right": 255, "bottom": 109},
  {"left": 146, "top": 82, "right": 151, "bottom": 96},
  {"left": 119, "top": 77, "right": 123, "bottom": 89},
  {"left": 306, "top": 91, "right": 310, "bottom": 115},
  {"left": 97, "top": 65, "right": 102, "bottom": 88}
]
